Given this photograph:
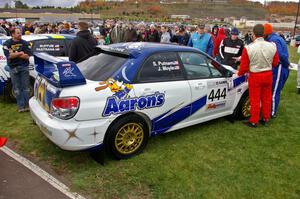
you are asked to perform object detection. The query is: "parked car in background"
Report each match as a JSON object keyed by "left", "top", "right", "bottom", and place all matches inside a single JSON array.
[{"left": 0, "top": 34, "right": 75, "bottom": 101}]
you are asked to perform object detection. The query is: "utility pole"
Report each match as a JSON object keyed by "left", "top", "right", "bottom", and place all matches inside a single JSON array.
[{"left": 293, "top": 0, "right": 300, "bottom": 36}]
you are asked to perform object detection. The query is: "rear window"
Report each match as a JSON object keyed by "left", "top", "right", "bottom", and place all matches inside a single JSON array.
[{"left": 78, "top": 52, "right": 127, "bottom": 81}]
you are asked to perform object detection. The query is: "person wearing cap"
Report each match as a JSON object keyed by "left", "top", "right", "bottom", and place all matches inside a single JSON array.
[
  {"left": 69, "top": 21, "right": 98, "bottom": 63},
  {"left": 218, "top": 27, "right": 244, "bottom": 69},
  {"left": 264, "top": 23, "right": 290, "bottom": 118},
  {"left": 237, "top": 24, "right": 279, "bottom": 127},
  {"left": 188, "top": 24, "right": 214, "bottom": 56}
]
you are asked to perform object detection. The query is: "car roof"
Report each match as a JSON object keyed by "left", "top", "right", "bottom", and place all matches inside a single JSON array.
[{"left": 106, "top": 42, "right": 201, "bottom": 58}]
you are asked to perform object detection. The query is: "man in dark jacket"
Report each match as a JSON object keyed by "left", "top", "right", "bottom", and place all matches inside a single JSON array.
[
  {"left": 147, "top": 24, "right": 160, "bottom": 43},
  {"left": 124, "top": 23, "right": 138, "bottom": 42},
  {"left": 219, "top": 27, "right": 244, "bottom": 69},
  {"left": 69, "top": 22, "right": 98, "bottom": 63},
  {"left": 3, "top": 28, "right": 32, "bottom": 112}
]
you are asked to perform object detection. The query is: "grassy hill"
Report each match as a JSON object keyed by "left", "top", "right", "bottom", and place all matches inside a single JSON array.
[{"left": 94, "top": 1, "right": 267, "bottom": 20}]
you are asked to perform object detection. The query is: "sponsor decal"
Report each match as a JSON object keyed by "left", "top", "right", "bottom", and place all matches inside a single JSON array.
[
  {"left": 95, "top": 78, "right": 133, "bottom": 99},
  {"left": 103, "top": 92, "right": 165, "bottom": 117},
  {"left": 62, "top": 67, "right": 76, "bottom": 78},
  {"left": 11, "top": 44, "right": 23, "bottom": 51},
  {"left": 95, "top": 78, "right": 165, "bottom": 117},
  {"left": 206, "top": 101, "right": 226, "bottom": 110},
  {"left": 36, "top": 44, "right": 60, "bottom": 52}
]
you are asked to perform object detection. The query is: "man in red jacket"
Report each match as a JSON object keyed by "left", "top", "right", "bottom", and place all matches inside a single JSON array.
[{"left": 237, "top": 24, "right": 279, "bottom": 127}]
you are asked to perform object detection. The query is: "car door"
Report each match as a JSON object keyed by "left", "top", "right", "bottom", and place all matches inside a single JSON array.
[
  {"left": 133, "top": 52, "right": 192, "bottom": 136},
  {"left": 178, "top": 52, "right": 234, "bottom": 123}
]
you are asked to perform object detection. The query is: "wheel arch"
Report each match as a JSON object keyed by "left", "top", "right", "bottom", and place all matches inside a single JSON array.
[{"left": 103, "top": 111, "right": 152, "bottom": 146}]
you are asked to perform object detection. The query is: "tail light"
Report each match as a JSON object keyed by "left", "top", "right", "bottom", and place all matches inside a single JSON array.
[{"left": 50, "top": 97, "right": 79, "bottom": 120}]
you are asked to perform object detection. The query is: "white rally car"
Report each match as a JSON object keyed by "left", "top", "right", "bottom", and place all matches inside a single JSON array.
[
  {"left": 0, "top": 34, "right": 75, "bottom": 100},
  {"left": 30, "top": 43, "right": 250, "bottom": 159}
]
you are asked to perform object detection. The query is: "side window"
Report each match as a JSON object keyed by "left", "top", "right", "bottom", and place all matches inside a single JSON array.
[
  {"left": 137, "top": 52, "right": 184, "bottom": 83},
  {"left": 207, "top": 59, "right": 223, "bottom": 78},
  {"left": 32, "top": 39, "right": 66, "bottom": 57},
  {"left": 179, "top": 52, "right": 211, "bottom": 79}
]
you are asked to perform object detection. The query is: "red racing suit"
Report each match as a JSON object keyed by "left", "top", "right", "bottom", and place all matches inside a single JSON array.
[{"left": 238, "top": 37, "right": 279, "bottom": 124}]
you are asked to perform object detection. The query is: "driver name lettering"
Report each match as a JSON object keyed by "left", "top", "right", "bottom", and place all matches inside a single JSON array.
[{"left": 153, "top": 61, "right": 180, "bottom": 72}]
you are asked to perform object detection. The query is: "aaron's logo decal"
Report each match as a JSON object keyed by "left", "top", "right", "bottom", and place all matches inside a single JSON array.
[{"left": 102, "top": 92, "right": 165, "bottom": 117}]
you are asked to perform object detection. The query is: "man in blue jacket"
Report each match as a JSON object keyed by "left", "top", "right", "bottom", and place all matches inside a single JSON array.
[
  {"left": 264, "top": 23, "right": 290, "bottom": 118},
  {"left": 188, "top": 24, "right": 214, "bottom": 56}
]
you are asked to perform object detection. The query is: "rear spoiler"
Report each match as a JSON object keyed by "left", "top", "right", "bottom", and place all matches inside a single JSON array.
[{"left": 34, "top": 52, "right": 86, "bottom": 88}]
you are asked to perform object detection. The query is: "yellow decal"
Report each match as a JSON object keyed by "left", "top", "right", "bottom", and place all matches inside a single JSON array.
[
  {"left": 95, "top": 78, "right": 133, "bottom": 99},
  {"left": 50, "top": 35, "right": 65, "bottom": 39}
]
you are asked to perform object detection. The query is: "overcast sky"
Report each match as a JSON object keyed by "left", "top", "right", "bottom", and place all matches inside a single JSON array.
[{"left": 0, "top": 0, "right": 299, "bottom": 8}]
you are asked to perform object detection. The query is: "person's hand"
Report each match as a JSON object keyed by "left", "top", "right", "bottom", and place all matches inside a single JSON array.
[
  {"left": 235, "top": 71, "right": 240, "bottom": 76},
  {"left": 233, "top": 56, "right": 241, "bottom": 62}
]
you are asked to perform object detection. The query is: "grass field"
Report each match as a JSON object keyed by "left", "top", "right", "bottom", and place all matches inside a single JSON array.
[{"left": 0, "top": 47, "right": 299, "bottom": 199}]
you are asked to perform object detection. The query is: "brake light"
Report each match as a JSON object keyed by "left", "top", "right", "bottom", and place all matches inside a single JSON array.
[{"left": 50, "top": 97, "right": 79, "bottom": 120}]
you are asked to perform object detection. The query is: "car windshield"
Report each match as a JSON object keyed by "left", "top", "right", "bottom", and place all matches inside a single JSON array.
[{"left": 77, "top": 52, "right": 128, "bottom": 81}]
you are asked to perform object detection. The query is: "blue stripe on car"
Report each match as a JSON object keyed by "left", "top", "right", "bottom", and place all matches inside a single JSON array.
[
  {"left": 233, "top": 75, "right": 246, "bottom": 88},
  {"left": 151, "top": 95, "right": 207, "bottom": 136}
]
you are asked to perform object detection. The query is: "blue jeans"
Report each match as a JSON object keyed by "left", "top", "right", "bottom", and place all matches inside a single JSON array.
[{"left": 9, "top": 66, "right": 30, "bottom": 109}]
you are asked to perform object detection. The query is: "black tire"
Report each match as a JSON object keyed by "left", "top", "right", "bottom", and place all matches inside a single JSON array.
[
  {"left": 234, "top": 92, "right": 250, "bottom": 120},
  {"left": 106, "top": 115, "right": 149, "bottom": 160},
  {"left": 298, "top": 88, "right": 300, "bottom": 94}
]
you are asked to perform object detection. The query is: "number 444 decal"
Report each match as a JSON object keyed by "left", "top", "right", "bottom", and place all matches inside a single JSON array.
[{"left": 208, "top": 88, "right": 226, "bottom": 102}]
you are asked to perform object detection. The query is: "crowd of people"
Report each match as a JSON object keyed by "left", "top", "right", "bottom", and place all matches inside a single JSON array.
[{"left": 1, "top": 19, "right": 290, "bottom": 128}]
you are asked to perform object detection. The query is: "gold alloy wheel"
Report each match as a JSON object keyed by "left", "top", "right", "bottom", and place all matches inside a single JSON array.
[
  {"left": 242, "top": 97, "right": 251, "bottom": 118},
  {"left": 115, "top": 123, "right": 144, "bottom": 155}
]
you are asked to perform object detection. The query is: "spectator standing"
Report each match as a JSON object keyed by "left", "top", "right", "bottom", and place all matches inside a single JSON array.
[
  {"left": 237, "top": 24, "right": 279, "bottom": 127},
  {"left": 59, "top": 23, "right": 75, "bottom": 34},
  {"left": 264, "top": 23, "right": 290, "bottom": 118},
  {"left": 2, "top": 28, "right": 32, "bottom": 112},
  {"left": 137, "top": 24, "right": 148, "bottom": 42},
  {"left": 124, "top": 23, "right": 138, "bottom": 42},
  {"left": 160, "top": 25, "right": 171, "bottom": 43},
  {"left": 213, "top": 27, "right": 226, "bottom": 58},
  {"left": 188, "top": 24, "right": 214, "bottom": 56},
  {"left": 212, "top": 25, "right": 219, "bottom": 38},
  {"left": 171, "top": 26, "right": 190, "bottom": 46},
  {"left": 69, "top": 22, "right": 98, "bottom": 63},
  {"left": 147, "top": 24, "right": 160, "bottom": 42},
  {"left": 244, "top": 31, "right": 253, "bottom": 44},
  {"left": 219, "top": 27, "right": 244, "bottom": 69},
  {"left": 110, "top": 24, "right": 125, "bottom": 44}
]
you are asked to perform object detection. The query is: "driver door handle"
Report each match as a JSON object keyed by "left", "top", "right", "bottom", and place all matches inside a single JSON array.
[
  {"left": 142, "top": 88, "right": 153, "bottom": 95},
  {"left": 195, "top": 83, "right": 205, "bottom": 90}
]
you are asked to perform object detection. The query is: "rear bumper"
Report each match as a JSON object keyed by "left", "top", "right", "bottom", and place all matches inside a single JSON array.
[{"left": 29, "top": 97, "right": 111, "bottom": 151}]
